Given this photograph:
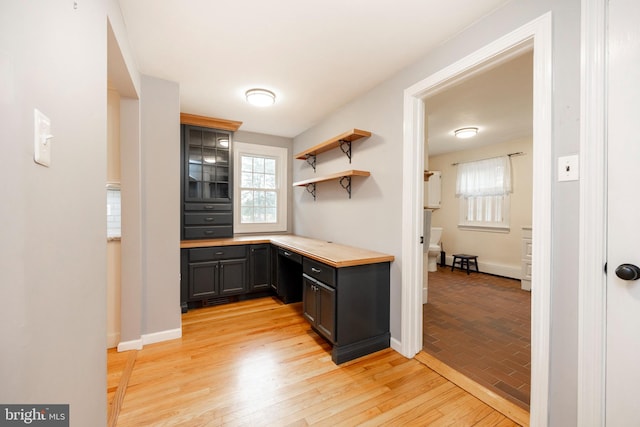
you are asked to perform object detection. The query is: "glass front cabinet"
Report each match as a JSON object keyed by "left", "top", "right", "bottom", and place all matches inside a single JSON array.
[{"left": 181, "top": 125, "right": 233, "bottom": 239}]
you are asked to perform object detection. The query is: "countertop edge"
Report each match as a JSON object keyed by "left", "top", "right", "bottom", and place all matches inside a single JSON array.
[{"left": 180, "top": 235, "right": 395, "bottom": 268}]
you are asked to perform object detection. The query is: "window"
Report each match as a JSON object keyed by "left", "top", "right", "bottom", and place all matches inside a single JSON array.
[
  {"left": 456, "top": 156, "right": 511, "bottom": 231},
  {"left": 106, "top": 183, "right": 121, "bottom": 240},
  {"left": 234, "top": 142, "right": 287, "bottom": 233}
]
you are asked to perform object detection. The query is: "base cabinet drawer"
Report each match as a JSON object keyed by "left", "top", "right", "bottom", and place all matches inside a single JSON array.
[
  {"left": 183, "top": 225, "right": 233, "bottom": 239},
  {"left": 184, "top": 212, "right": 232, "bottom": 226}
]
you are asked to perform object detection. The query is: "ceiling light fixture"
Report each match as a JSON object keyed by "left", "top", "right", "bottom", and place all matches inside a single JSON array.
[
  {"left": 245, "top": 88, "right": 276, "bottom": 107},
  {"left": 454, "top": 127, "right": 479, "bottom": 139}
]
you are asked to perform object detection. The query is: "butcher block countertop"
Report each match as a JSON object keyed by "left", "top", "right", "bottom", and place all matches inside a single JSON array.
[{"left": 180, "top": 234, "right": 394, "bottom": 268}]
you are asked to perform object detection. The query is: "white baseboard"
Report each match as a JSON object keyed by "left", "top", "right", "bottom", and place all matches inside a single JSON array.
[
  {"left": 390, "top": 336, "right": 402, "bottom": 354},
  {"left": 117, "top": 338, "right": 143, "bottom": 352},
  {"left": 116, "top": 327, "right": 182, "bottom": 352},
  {"left": 423, "top": 287, "right": 429, "bottom": 304},
  {"left": 142, "top": 328, "right": 182, "bottom": 346},
  {"left": 445, "top": 255, "right": 520, "bottom": 280},
  {"left": 107, "top": 332, "right": 121, "bottom": 349}
]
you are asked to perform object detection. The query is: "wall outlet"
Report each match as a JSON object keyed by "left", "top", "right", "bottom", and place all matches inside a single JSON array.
[{"left": 558, "top": 154, "right": 579, "bottom": 181}]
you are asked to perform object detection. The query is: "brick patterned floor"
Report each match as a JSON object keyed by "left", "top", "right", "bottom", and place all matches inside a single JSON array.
[{"left": 423, "top": 266, "right": 531, "bottom": 410}]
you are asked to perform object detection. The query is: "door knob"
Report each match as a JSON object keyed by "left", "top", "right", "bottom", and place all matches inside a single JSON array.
[{"left": 615, "top": 263, "right": 640, "bottom": 281}]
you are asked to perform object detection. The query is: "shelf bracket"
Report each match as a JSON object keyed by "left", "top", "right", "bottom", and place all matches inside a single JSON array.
[
  {"left": 305, "top": 183, "right": 317, "bottom": 200},
  {"left": 339, "top": 139, "right": 352, "bottom": 163},
  {"left": 339, "top": 176, "right": 352, "bottom": 199},
  {"left": 305, "top": 154, "right": 317, "bottom": 172}
]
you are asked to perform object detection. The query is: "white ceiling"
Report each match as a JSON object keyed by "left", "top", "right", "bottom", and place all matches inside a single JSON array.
[
  {"left": 117, "top": 0, "right": 510, "bottom": 138},
  {"left": 425, "top": 50, "right": 533, "bottom": 156}
]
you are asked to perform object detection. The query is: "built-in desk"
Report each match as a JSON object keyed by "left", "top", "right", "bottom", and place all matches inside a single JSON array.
[{"left": 180, "top": 234, "right": 394, "bottom": 364}]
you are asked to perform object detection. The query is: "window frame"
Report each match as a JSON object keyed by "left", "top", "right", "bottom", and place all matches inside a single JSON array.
[
  {"left": 456, "top": 156, "right": 512, "bottom": 232},
  {"left": 458, "top": 194, "right": 511, "bottom": 232},
  {"left": 233, "top": 142, "right": 288, "bottom": 233}
]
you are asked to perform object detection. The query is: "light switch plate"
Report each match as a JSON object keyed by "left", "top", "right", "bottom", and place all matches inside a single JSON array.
[
  {"left": 34, "top": 108, "right": 52, "bottom": 167},
  {"left": 558, "top": 154, "right": 579, "bottom": 181}
]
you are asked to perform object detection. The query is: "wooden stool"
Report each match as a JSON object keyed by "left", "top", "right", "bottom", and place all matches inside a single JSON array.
[{"left": 451, "top": 254, "right": 479, "bottom": 275}]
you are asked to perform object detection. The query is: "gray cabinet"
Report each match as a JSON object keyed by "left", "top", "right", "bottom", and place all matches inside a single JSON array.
[
  {"left": 302, "top": 257, "right": 390, "bottom": 364},
  {"left": 179, "top": 240, "right": 392, "bottom": 365},
  {"left": 248, "top": 244, "right": 270, "bottom": 292},
  {"left": 181, "top": 246, "right": 247, "bottom": 311},
  {"left": 181, "top": 125, "right": 233, "bottom": 240},
  {"left": 303, "top": 273, "right": 335, "bottom": 343}
]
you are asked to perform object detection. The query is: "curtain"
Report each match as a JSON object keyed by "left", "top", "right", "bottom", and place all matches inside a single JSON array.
[{"left": 456, "top": 156, "right": 512, "bottom": 197}]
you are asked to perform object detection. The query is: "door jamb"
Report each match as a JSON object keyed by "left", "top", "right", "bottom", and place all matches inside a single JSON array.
[
  {"left": 400, "top": 12, "right": 553, "bottom": 426},
  {"left": 577, "top": 0, "right": 607, "bottom": 425}
]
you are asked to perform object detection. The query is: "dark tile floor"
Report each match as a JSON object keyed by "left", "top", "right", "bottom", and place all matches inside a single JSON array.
[{"left": 423, "top": 265, "right": 531, "bottom": 410}]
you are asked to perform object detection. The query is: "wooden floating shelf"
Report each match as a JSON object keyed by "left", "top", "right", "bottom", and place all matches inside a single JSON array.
[
  {"left": 293, "top": 170, "right": 370, "bottom": 200},
  {"left": 293, "top": 170, "right": 370, "bottom": 187},
  {"left": 294, "top": 129, "right": 371, "bottom": 160}
]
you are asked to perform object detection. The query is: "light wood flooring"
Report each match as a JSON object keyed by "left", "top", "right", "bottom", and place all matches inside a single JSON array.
[{"left": 108, "top": 296, "right": 522, "bottom": 426}]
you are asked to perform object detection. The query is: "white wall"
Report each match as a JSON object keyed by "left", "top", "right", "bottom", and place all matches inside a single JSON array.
[
  {"left": 429, "top": 138, "right": 533, "bottom": 278},
  {"left": 0, "top": 1, "right": 107, "bottom": 425},
  {"left": 139, "top": 75, "right": 181, "bottom": 340},
  {"left": 293, "top": 0, "right": 581, "bottom": 424}
]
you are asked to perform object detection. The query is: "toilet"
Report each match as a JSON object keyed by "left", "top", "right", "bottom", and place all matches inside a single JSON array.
[{"left": 427, "top": 227, "right": 443, "bottom": 272}]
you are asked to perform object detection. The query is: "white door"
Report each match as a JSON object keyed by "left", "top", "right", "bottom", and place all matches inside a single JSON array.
[{"left": 606, "top": 0, "right": 640, "bottom": 424}]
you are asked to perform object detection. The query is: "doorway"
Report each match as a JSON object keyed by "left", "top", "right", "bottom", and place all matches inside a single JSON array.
[
  {"left": 422, "top": 50, "right": 533, "bottom": 410},
  {"left": 400, "top": 13, "right": 553, "bottom": 426}
]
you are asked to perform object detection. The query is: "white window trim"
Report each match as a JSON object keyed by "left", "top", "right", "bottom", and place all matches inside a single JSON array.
[
  {"left": 233, "top": 142, "right": 288, "bottom": 233},
  {"left": 458, "top": 194, "right": 511, "bottom": 232}
]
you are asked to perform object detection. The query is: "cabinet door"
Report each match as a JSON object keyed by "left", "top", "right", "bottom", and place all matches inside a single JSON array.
[
  {"left": 302, "top": 275, "right": 317, "bottom": 324},
  {"left": 189, "top": 261, "right": 219, "bottom": 299},
  {"left": 184, "top": 126, "right": 232, "bottom": 203},
  {"left": 316, "top": 281, "right": 336, "bottom": 343},
  {"left": 219, "top": 258, "right": 246, "bottom": 296},
  {"left": 249, "top": 244, "right": 270, "bottom": 291}
]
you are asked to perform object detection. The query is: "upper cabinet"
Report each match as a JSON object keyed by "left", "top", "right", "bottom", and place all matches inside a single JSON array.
[
  {"left": 180, "top": 114, "right": 242, "bottom": 240},
  {"left": 425, "top": 170, "right": 441, "bottom": 209},
  {"left": 184, "top": 126, "right": 232, "bottom": 203}
]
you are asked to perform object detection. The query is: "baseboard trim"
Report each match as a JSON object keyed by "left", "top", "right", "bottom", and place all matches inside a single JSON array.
[
  {"left": 107, "top": 332, "right": 121, "bottom": 349},
  {"left": 390, "top": 336, "right": 402, "bottom": 354},
  {"left": 142, "top": 328, "right": 182, "bottom": 346},
  {"left": 117, "top": 339, "right": 143, "bottom": 352},
  {"left": 415, "top": 351, "right": 530, "bottom": 427},
  {"left": 117, "top": 328, "right": 182, "bottom": 352}
]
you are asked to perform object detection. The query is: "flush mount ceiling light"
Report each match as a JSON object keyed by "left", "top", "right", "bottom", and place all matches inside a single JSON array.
[
  {"left": 245, "top": 88, "right": 276, "bottom": 107},
  {"left": 454, "top": 127, "right": 479, "bottom": 139},
  {"left": 218, "top": 138, "right": 229, "bottom": 147}
]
